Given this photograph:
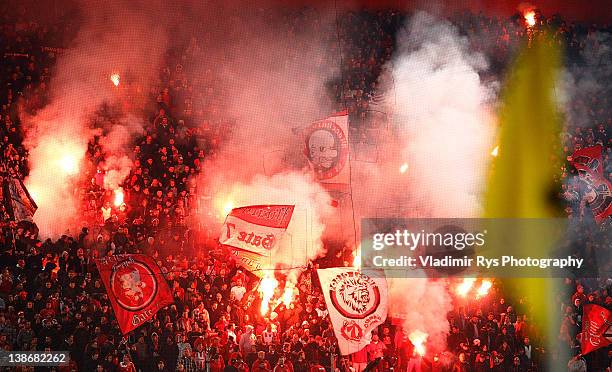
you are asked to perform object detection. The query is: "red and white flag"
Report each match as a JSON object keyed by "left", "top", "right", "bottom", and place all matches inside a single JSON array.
[
  {"left": 303, "top": 111, "right": 350, "bottom": 186},
  {"left": 570, "top": 145, "right": 604, "bottom": 175},
  {"left": 95, "top": 254, "right": 173, "bottom": 335},
  {"left": 219, "top": 205, "right": 294, "bottom": 277},
  {"left": 580, "top": 303, "right": 611, "bottom": 355},
  {"left": 317, "top": 268, "right": 388, "bottom": 355},
  {"left": 570, "top": 145, "right": 612, "bottom": 223}
]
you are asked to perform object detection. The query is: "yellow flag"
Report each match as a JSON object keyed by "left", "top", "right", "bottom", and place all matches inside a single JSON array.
[{"left": 484, "top": 33, "right": 566, "bottom": 368}]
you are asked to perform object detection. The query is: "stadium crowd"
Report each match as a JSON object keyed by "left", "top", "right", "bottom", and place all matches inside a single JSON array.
[{"left": 0, "top": 3, "right": 610, "bottom": 372}]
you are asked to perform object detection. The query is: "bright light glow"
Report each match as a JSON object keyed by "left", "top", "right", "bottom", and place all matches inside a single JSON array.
[
  {"left": 29, "top": 190, "right": 39, "bottom": 205},
  {"left": 399, "top": 163, "right": 409, "bottom": 174},
  {"left": 222, "top": 200, "right": 234, "bottom": 216},
  {"left": 353, "top": 254, "right": 361, "bottom": 268},
  {"left": 476, "top": 279, "right": 493, "bottom": 298},
  {"left": 456, "top": 278, "right": 476, "bottom": 297},
  {"left": 491, "top": 146, "right": 499, "bottom": 157},
  {"left": 409, "top": 330, "right": 428, "bottom": 356},
  {"left": 281, "top": 285, "right": 294, "bottom": 307},
  {"left": 259, "top": 276, "right": 278, "bottom": 316},
  {"left": 524, "top": 11, "right": 536, "bottom": 27},
  {"left": 114, "top": 188, "right": 125, "bottom": 207},
  {"left": 59, "top": 155, "right": 79, "bottom": 175},
  {"left": 110, "top": 73, "right": 120, "bottom": 87}
]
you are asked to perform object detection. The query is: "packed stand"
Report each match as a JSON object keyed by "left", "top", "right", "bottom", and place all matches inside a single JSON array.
[{"left": 0, "top": 4, "right": 610, "bottom": 372}]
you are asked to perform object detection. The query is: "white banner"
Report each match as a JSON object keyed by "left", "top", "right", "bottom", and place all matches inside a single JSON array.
[
  {"left": 220, "top": 214, "right": 286, "bottom": 257},
  {"left": 219, "top": 205, "right": 294, "bottom": 276},
  {"left": 317, "top": 268, "right": 388, "bottom": 355}
]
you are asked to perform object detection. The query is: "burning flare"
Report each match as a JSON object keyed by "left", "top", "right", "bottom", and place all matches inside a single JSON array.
[
  {"left": 59, "top": 154, "right": 79, "bottom": 175},
  {"left": 399, "top": 163, "right": 409, "bottom": 174},
  {"left": 110, "top": 73, "right": 120, "bottom": 87},
  {"left": 524, "top": 11, "right": 536, "bottom": 27},
  {"left": 476, "top": 279, "right": 493, "bottom": 298},
  {"left": 409, "top": 329, "right": 428, "bottom": 356},
  {"left": 222, "top": 200, "right": 234, "bottom": 216},
  {"left": 114, "top": 188, "right": 125, "bottom": 207},
  {"left": 281, "top": 285, "right": 295, "bottom": 307},
  {"left": 259, "top": 276, "right": 278, "bottom": 316},
  {"left": 455, "top": 278, "right": 476, "bottom": 297},
  {"left": 490, "top": 145, "right": 499, "bottom": 157}
]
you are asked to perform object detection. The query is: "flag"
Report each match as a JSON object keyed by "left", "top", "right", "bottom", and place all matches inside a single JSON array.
[
  {"left": 570, "top": 145, "right": 612, "bottom": 223},
  {"left": 570, "top": 144, "right": 604, "bottom": 175},
  {"left": 304, "top": 111, "right": 350, "bottom": 185},
  {"left": 95, "top": 254, "right": 173, "bottom": 335},
  {"left": 219, "top": 205, "right": 294, "bottom": 277},
  {"left": 483, "top": 34, "right": 565, "bottom": 368},
  {"left": 580, "top": 304, "right": 611, "bottom": 355},
  {"left": 317, "top": 268, "right": 388, "bottom": 355},
  {"left": 2, "top": 177, "right": 37, "bottom": 222}
]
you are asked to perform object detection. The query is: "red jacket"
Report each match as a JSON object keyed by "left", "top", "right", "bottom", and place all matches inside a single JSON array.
[{"left": 251, "top": 359, "right": 272, "bottom": 372}]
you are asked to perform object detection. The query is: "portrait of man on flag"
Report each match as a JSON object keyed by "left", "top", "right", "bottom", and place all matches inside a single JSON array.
[{"left": 96, "top": 254, "right": 173, "bottom": 335}]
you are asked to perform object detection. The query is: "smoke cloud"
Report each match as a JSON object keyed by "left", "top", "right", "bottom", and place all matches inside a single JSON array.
[
  {"left": 98, "top": 115, "right": 145, "bottom": 191},
  {"left": 353, "top": 12, "right": 497, "bottom": 351},
  {"left": 352, "top": 12, "right": 496, "bottom": 221},
  {"left": 559, "top": 30, "right": 610, "bottom": 129},
  {"left": 24, "top": 0, "right": 171, "bottom": 238},
  {"left": 388, "top": 277, "right": 453, "bottom": 353},
  {"left": 190, "top": 5, "right": 341, "bottom": 282}
]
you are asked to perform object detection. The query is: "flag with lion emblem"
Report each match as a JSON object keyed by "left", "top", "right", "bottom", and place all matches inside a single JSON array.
[
  {"left": 96, "top": 254, "right": 173, "bottom": 335},
  {"left": 317, "top": 267, "right": 388, "bottom": 355}
]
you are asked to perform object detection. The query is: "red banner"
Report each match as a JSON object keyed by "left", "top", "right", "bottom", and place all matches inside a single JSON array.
[
  {"left": 570, "top": 145, "right": 603, "bottom": 175},
  {"left": 570, "top": 145, "right": 612, "bottom": 223},
  {"left": 95, "top": 255, "right": 173, "bottom": 335},
  {"left": 580, "top": 304, "right": 611, "bottom": 355}
]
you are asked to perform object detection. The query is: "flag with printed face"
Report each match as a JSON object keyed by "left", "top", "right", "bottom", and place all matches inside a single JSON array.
[
  {"left": 570, "top": 145, "right": 612, "bottom": 223},
  {"left": 317, "top": 268, "right": 388, "bottom": 355},
  {"left": 219, "top": 205, "right": 294, "bottom": 277},
  {"left": 304, "top": 111, "right": 350, "bottom": 185},
  {"left": 96, "top": 254, "right": 173, "bottom": 335},
  {"left": 580, "top": 304, "right": 611, "bottom": 355}
]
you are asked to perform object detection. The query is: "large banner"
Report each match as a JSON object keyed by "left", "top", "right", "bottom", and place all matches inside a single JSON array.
[
  {"left": 570, "top": 145, "right": 612, "bottom": 223},
  {"left": 304, "top": 111, "right": 350, "bottom": 185},
  {"left": 580, "top": 303, "right": 611, "bottom": 355},
  {"left": 95, "top": 255, "right": 173, "bottom": 335},
  {"left": 317, "top": 268, "right": 388, "bottom": 355},
  {"left": 219, "top": 205, "right": 294, "bottom": 277}
]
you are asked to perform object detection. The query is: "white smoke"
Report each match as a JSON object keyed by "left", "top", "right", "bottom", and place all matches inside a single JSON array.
[
  {"left": 352, "top": 12, "right": 496, "bottom": 220},
  {"left": 191, "top": 6, "right": 340, "bottom": 283},
  {"left": 98, "top": 115, "right": 145, "bottom": 190},
  {"left": 388, "top": 277, "right": 453, "bottom": 353},
  {"left": 353, "top": 12, "right": 497, "bottom": 352},
  {"left": 558, "top": 30, "right": 611, "bottom": 129}
]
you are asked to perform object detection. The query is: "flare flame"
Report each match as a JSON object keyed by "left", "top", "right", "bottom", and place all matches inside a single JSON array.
[
  {"left": 259, "top": 276, "right": 278, "bottom": 316},
  {"left": 409, "top": 329, "right": 428, "bottom": 356}
]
